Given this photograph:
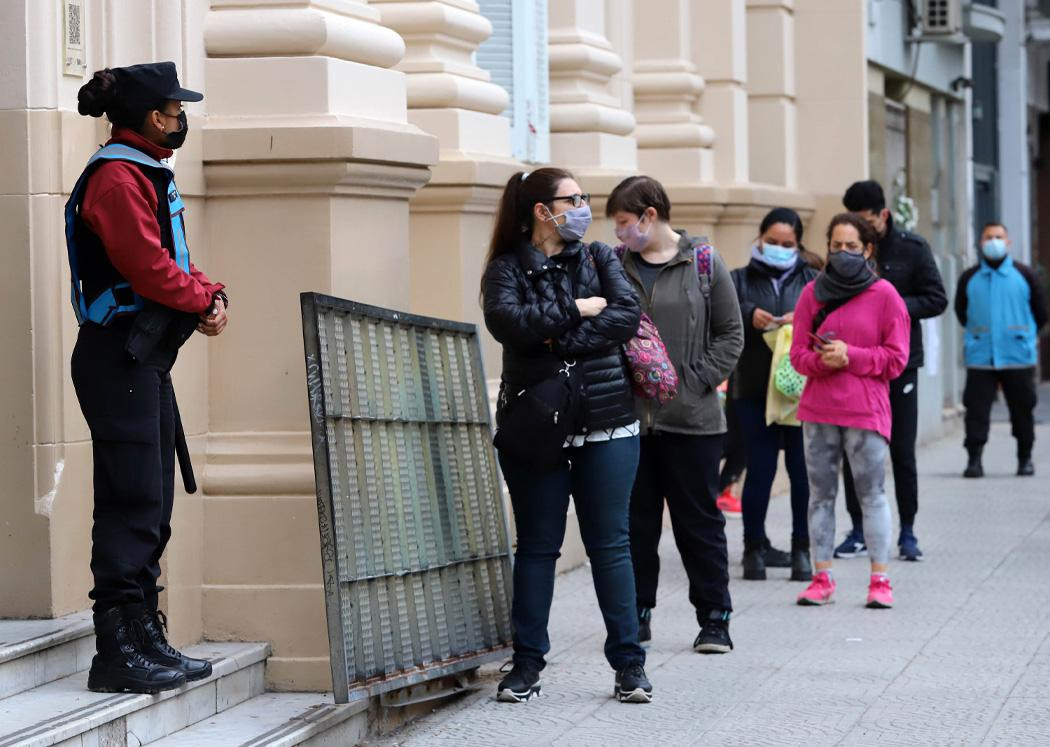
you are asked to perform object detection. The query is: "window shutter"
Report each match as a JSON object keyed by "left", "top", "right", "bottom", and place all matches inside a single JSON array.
[{"left": 477, "top": 0, "right": 550, "bottom": 164}]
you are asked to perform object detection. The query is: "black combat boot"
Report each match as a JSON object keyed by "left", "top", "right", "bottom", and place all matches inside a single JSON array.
[
  {"left": 742, "top": 539, "right": 766, "bottom": 580},
  {"left": 790, "top": 538, "right": 813, "bottom": 582},
  {"left": 963, "top": 446, "right": 984, "bottom": 478},
  {"left": 1018, "top": 448, "right": 1035, "bottom": 477},
  {"left": 139, "top": 604, "right": 213, "bottom": 682},
  {"left": 87, "top": 606, "right": 186, "bottom": 694}
]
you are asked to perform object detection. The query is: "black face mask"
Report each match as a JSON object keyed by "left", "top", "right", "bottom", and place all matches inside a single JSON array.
[{"left": 163, "top": 111, "right": 188, "bottom": 149}]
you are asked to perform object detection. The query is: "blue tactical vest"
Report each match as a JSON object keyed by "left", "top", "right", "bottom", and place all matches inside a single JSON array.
[
  {"left": 963, "top": 255, "right": 1039, "bottom": 369},
  {"left": 64, "top": 143, "right": 191, "bottom": 326}
]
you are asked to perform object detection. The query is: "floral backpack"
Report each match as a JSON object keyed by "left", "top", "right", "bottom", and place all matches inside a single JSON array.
[{"left": 613, "top": 239, "right": 714, "bottom": 403}]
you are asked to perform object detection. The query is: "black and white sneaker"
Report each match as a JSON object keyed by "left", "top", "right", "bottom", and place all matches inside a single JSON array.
[
  {"left": 638, "top": 607, "right": 652, "bottom": 645},
  {"left": 496, "top": 660, "right": 542, "bottom": 703},
  {"left": 693, "top": 610, "right": 733, "bottom": 654},
  {"left": 614, "top": 663, "right": 653, "bottom": 703}
]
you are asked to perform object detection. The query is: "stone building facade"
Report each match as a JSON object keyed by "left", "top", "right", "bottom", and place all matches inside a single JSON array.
[{"left": 1, "top": 0, "right": 967, "bottom": 692}]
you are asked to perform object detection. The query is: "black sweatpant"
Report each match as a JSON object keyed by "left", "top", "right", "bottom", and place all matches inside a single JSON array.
[
  {"left": 844, "top": 367, "right": 918, "bottom": 529},
  {"left": 71, "top": 321, "right": 177, "bottom": 616},
  {"left": 719, "top": 398, "right": 746, "bottom": 491},
  {"left": 963, "top": 367, "right": 1038, "bottom": 457},
  {"left": 630, "top": 433, "right": 732, "bottom": 620}
]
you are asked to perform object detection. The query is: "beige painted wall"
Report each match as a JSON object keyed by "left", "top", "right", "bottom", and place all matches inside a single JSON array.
[{"left": 1, "top": 0, "right": 885, "bottom": 694}]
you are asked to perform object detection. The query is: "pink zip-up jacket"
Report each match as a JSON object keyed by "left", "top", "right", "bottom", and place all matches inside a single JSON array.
[{"left": 789, "top": 279, "right": 911, "bottom": 441}]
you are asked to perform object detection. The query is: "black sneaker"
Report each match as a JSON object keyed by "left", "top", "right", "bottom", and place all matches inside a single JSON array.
[
  {"left": 496, "top": 660, "right": 542, "bottom": 703},
  {"left": 614, "top": 663, "right": 652, "bottom": 703},
  {"left": 693, "top": 610, "right": 733, "bottom": 654},
  {"left": 638, "top": 607, "right": 652, "bottom": 644},
  {"left": 762, "top": 539, "right": 791, "bottom": 568}
]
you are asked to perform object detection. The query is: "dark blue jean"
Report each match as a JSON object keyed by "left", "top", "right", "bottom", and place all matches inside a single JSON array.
[
  {"left": 734, "top": 397, "right": 809, "bottom": 543},
  {"left": 498, "top": 436, "right": 644, "bottom": 672}
]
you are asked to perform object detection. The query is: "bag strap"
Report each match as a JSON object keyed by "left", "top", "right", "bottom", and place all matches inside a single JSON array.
[
  {"left": 692, "top": 237, "right": 713, "bottom": 300},
  {"left": 811, "top": 298, "right": 849, "bottom": 334}
]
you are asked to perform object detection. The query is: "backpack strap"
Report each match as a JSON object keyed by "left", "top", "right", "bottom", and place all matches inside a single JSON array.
[{"left": 691, "top": 236, "right": 713, "bottom": 300}]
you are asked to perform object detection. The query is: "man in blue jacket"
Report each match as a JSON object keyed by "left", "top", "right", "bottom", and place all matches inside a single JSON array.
[{"left": 955, "top": 222, "right": 1048, "bottom": 477}]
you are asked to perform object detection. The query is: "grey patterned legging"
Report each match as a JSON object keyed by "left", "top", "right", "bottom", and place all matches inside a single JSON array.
[{"left": 803, "top": 422, "right": 891, "bottom": 565}]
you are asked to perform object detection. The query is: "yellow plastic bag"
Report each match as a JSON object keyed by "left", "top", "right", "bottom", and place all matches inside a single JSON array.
[{"left": 763, "top": 324, "right": 802, "bottom": 426}]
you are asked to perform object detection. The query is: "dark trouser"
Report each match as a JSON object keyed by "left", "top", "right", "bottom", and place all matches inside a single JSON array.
[
  {"left": 963, "top": 367, "right": 1038, "bottom": 457},
  {"left": 498, "top": 436, "right": 644, "bottom": 672},
  {"left": 719, "top": 398, "right": 746, "bottom": 491},
  {"left": 844, "top": 367, "right": 919, "bottom": 530},
  {"left": 630, "top": 433, "right": 732, "bottom": 620},
  {"left": 71, "top": 322, "right": 176, "bottom": 617},
  {"left": 734, "top": 398, "right": 809, "bottom": 543}
]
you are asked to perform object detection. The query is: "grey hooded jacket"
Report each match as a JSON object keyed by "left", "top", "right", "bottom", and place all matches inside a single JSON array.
[{"left": 620, "top": 231, "right": 744, "bottom": 435}]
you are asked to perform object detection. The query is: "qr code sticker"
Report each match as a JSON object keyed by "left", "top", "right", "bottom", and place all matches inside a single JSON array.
[{"left": 67, "top": 4, "right": 82, "bottom": 47}]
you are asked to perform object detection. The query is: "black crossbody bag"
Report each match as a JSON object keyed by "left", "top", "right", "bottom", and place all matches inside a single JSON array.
[{"left": 493, "top": 359, "right": 581, "bottom": 472}]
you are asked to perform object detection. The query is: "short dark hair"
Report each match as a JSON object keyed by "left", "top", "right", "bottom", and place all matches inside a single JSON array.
[
  {"left": 842, "top": 180, "right": 886, "bottom": 213},
  {"left": 826, "top": 212, "right": 879, "bottom": 256},
  {"left": 981, "top": 221, "right": 1008, "bottom": 234},
  {"left": 606, "top": 175, "right": 672, "bottom": 221}
]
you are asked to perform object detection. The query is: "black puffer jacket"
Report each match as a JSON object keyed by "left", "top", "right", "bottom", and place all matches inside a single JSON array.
[
  {"left": 730, "top": 255, "right": 819, "bottom": 400},
  {"left": 483, "top": 240, "right": 641, "bottom": 432}
]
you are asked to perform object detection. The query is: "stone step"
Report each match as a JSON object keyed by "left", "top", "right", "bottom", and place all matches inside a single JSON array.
[
  {"left": 0, "top": 641, "right": 269, "bottom": 747},
  {"left": 0, "top": 612, "right": 94, "bottom": 701},
  {"left": 150, "top": 692, "right": 368, "bottom": 747}
]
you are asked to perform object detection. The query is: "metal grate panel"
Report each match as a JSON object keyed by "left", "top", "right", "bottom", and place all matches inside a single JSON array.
[{"left": 301, "top": 293, "right": 513, "bottom": 704}]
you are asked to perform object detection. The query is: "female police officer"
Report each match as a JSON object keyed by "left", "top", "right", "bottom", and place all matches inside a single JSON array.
[{"left": 69, "top": 62, "right": 228, "bottom": 693}]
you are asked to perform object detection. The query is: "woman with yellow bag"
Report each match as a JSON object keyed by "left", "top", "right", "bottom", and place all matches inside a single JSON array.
[{"left": 729, "top": 208, "right": 819, "bottom": 582}]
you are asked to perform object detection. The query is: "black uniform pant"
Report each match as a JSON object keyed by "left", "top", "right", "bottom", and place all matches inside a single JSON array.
[
  {"left": 844, "top": 367, "right": 918, "bottom": 530},
  {"left": 963, "top": 367, "right": 1037, "bottom": 457},
  {"left": 630, "top": 433, "right": 732, "bottom": 620},
  {"left": 71, "top": 321, "right": 176, "bottom": 616}
]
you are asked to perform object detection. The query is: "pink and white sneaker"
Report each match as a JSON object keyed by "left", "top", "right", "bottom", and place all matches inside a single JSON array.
[
  {"left": 866, "top": 574, "right": 894, "bottom": 608},
  {"left": 796, "top": 571, "right": 835, "bottom": 606}
]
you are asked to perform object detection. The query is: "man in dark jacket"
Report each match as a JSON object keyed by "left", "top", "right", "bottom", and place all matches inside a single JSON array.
[{"left": 838, "top": 180, "right": 948, "bottom": 562}]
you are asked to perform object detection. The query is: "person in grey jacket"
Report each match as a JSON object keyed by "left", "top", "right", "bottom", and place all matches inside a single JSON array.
[{"left": 607, "top": 176, "right": 744, "bottom": 654}]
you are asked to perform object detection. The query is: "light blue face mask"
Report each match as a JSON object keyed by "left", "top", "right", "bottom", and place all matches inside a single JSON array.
[
  {"left": 760, "top": 243, "right": 798, "bottom": 269},
  {"left": 545, "top": 204, "right": 592, "bottom": 242},
  {"left": 981, "top": 238, "right": 1007, "bottom": 261}
]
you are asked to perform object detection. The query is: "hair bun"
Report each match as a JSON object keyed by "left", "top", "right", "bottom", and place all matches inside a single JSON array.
[{"left": 77, "top": 69, "right": 117, "bottom": 117}]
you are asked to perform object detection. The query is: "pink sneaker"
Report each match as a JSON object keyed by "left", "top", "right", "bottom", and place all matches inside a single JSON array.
[
  {"left": 866, "top": 574, "right": 894, "bottom": 608},
  {"left": 796, "top": 571, "right": 835, "bottom": 605},
  {"left": 716, "top": 489, "right": 742, "bottom": 515}
]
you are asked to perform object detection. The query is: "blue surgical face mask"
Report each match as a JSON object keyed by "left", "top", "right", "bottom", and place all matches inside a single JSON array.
[
  {"left": 545, "top": 204, "right": 592, "bottom": 242},
  {"left": 981, "top": 238, "right": 1007, "bottom": 261},
  {"left": 761, "top": 243, "right": 798, "bottom": 269},
  {"left": 615, "top": 213, "right": 651, "bottom": 252}
]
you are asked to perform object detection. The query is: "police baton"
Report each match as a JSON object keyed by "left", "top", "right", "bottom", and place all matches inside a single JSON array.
[{"left": 171, "top": 392, "right": 197, "bottom": 494}]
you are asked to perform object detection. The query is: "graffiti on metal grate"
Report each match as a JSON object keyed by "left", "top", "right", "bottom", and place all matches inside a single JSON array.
[{"left": 301, "top": 293, "right": 513, "bottom": 704}]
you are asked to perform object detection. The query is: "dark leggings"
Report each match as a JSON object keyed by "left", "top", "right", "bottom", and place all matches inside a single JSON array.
[
  {"left": 734, "top": 397, "right": 809, "bottom": 543},
  {"left": 719, "top": 397, "right": 747, "bottom": 491}
]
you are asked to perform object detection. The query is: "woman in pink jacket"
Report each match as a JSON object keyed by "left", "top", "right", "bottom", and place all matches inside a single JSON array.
[{"left": 789, "top": 213, "right": 910, "bottom": 608}]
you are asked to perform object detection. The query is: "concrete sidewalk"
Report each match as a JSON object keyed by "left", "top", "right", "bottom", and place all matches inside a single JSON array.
[{"left": 367, "top": 405, "right": 1050, "bottom": 746}]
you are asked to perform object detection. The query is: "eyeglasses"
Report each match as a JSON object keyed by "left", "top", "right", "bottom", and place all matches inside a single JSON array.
[{"left": 549, "top": 193, "right": 591, "bottom": 208}]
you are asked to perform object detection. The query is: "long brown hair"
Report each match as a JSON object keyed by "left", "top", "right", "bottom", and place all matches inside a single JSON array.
[{"left": 481, "top": 167, "right": 574, "bottom": 298}]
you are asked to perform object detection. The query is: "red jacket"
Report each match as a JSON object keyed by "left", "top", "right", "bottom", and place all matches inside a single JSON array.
[{"left": 80, "top": 127, "right": 223, "bottom": 314}]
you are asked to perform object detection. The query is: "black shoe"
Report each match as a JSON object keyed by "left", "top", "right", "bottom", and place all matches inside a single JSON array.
[
  {"left": 1018, "top": 457, "right": 1035, "bottom": 476},
  {"left": 638, "top": 607, "right": 652, "bottom": 644},
  {"left": 87, "top": 606, "right": 186, "bottom": 694},
  {"left": 762, "top": 539, "right": 791, "bottom": 568},
  {"left": 614, "top": 663, "right": 653, "bottom": 703},
  {"left": 790, "top": 539, "right": 813, "bottom": 582},
  {"left": 742, "top": 541, "right": 766, "bottom": 580},
  {"left": 139, "top": 607, "right": 213, "bottom": 682},
  {"left": 693, "top": 610, "right": 733, "bottom": 654},
  {"left": 497, "top": 660, "right": 542, "bottom": 703},
  {"left": 964, "top": 448, "right": 984, "bottom": 478}
]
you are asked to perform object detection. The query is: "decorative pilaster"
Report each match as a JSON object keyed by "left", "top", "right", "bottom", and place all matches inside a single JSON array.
[
  {"left": 747, "top": 0, "right": 797, "bottom": 187},
  {"left": 692, "top": 0, "right": 750, "bottom": 185},
  {"left": 201, "top": 0, "right": 438, "bottom": 693},
  {"left": 632, "top": 0, "right": 716, "bottom": 183},
  {"left": 547, "top": 0, "right": 637, "bottom": 171}
]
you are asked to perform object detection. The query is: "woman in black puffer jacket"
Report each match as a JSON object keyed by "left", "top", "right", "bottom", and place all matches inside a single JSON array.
[
  {"left": 729, "top": 207, "right": 820, "bottom": 583},
  {"left": 482, "top": 167, "right": 651, "bottom": 705}
]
